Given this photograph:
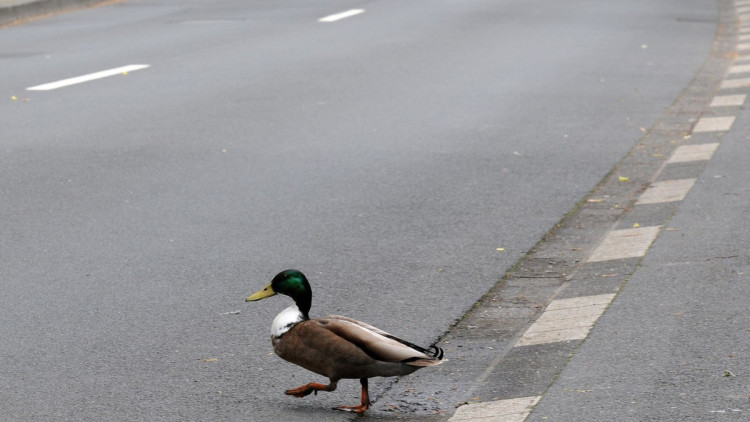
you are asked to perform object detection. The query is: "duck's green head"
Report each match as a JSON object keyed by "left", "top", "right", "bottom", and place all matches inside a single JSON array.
[{"left": 246, "top": 269, "right": 312, "bottom": 317}]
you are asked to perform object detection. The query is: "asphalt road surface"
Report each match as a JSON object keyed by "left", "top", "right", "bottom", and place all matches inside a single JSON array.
[{"left": 1, "top": 0, "right": 718, "bottom": 420}]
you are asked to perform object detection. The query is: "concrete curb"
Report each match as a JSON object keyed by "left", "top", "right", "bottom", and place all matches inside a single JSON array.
[{"left": 0, "top": 0, "right": 113, "bottom": 27}]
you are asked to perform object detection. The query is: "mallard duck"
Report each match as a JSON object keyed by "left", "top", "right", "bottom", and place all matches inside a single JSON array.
[{"left": 245, "top": 269, "right": 444, "bottom": 413}]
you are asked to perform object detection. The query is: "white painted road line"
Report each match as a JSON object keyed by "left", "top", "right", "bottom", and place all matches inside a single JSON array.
[
  {"left": 587, "top": 226, "right": 661, "bottom": 263},
  {"left": 26, "top": 64, "right": 150, "bottom": 91},
  {"left": 449, "top": 396, "right": 541, "bottom": 422},
  {"left": 729, "top": 64, "right": 750, "bottom": 74},
  {"left": 636, "top": 178, "right": 697, "bottom": 205},
  {"left": 668, "top": 143, "right": 720, "bottom": 163},
  {"left": 544, "top": 294, "right": 615, "bottom": 311},
  {"left": 692, "top": 116, "right": 735, "bottom": 132},
  {"left": 710, "top": 94, "right": 746, "bottom": 107},
  {"left": 318, "top": 9, "right": 365, "bottom": 22},
  {"left": 720, "top": 77, "right": 750, "bottom": 89},
  {"left": 515, "top": 294, "right": 615, "bottom": 347}
]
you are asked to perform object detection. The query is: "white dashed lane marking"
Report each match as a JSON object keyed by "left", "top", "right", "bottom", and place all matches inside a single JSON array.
[
  {"left": 318, "top": 9, "right": 365, "bottom": 22},
  {"left": 691, "top": 116, "right": 736, "bottom": 132},
  {"left": 26, "top": 64, "right": 150, "bottom": 91},
  {"left": 720, "top": 77, "right": 750, "bottom": 89},
  {"left": 636, "top": 179, "right": 697, "bottom": 205},
  {"left": 587, "top": 226, "right": 661, "bottom": 263},
  {"left": 449, "top": 396, "right": 541, "bottom": 422},
  {"left": 515, "top": 294, "right": 616, "bottom": 347},
  {"left": 668, "top": 143, "right": 720, "bottom": 163},
  {"left": 729, "top": 64, "right": 750, "bottom": 74},
  {"left": 710, "top": 94, "right": 746, "bottom": 106}
]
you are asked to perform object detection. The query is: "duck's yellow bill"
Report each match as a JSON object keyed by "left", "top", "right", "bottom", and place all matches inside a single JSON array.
[{"left": 246, "top": 283, "right": 276, "bottom": 302}]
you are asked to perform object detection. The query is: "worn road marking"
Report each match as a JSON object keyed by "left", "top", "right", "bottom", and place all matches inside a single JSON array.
[
  {"left": 26, "top": 64, "right": 150, "bottom": 91},
  {"left": 544, "top": 294, "right": 615, "bottom": 311},
  {"left": 710, "top": 94, "right": 746, "bottom": 106},
  {"left": 515, "top": 294, "right": 615, "bottom": 347},
  {"left": 729, "top": 64, "right": 750, "bottom": 74},
  {"left": 449, "top": 396, "right": 541, "bottom": 422},
  {"left": 668, "top": 143, "right": 720, "bottom": 163},
  {"left": 318, "top": 9, "right": 365, "bottom": 22},
  {"left": 636, "top": 179, "right": 697, "bottom": 205},
  {"left": 720, "top": 77, "right": 750, "bottom": 89},
  {"left": 692, "top": 116, "right": 736, "bottom": 132},
  {"left": 587, "top": 226, "right": 661, "bottom": 262}
]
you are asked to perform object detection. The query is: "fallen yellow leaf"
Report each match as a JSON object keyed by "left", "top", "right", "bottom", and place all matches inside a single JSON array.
[
  {"left": 618, "top": 176, "right": 629, "bottom": 182},
  {"left": 633, "top": 223, "right": 640, "bottom": 228}
]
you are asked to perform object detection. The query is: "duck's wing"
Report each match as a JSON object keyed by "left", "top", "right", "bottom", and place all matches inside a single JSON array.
[{"left": 320, "top": 315, "right": 444, "bottom": 366}]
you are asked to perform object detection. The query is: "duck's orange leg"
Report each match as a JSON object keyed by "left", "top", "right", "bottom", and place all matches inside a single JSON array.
[
  {"left": 285, "top": 380, "right": 337, "bottom": 397},
  {"left": 335, "top": 378, "right": 371, "bottom": 413}
]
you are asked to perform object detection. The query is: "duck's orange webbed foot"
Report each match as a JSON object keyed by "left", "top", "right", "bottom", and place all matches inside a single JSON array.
[
  {"left": 335, "top": 403, "right": 369, "bottom": 413},
  {"left": 333, "top": 378, "right": 371, "bottom": 414},
  {"left": 285, "top": 381, "right": 337, "bottom": 398}
]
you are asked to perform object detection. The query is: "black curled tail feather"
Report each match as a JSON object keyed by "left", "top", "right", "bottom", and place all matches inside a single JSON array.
[
  {"left": 386, "top": 334, "right": 445, "bottom": 361},
  {"left": 428, "top": 344, "right": 444, "bottom": 360}
]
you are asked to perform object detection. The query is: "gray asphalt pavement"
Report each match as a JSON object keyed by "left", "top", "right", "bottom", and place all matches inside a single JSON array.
[{"left": 0, "top": 0, "right": 739, "bottom": 421}]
